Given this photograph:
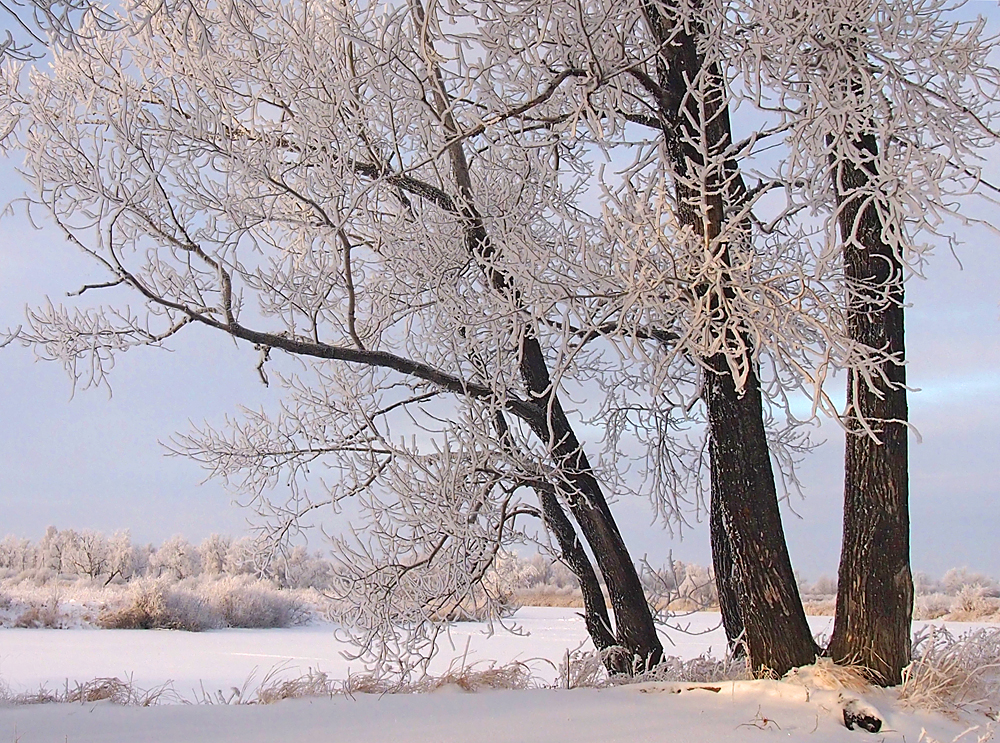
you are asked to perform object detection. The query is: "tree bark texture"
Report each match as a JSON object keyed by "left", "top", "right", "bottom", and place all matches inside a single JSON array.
[
  {"left": 828, "top": 133, "right": 913, "bottom": 686},
  {"left": 711, "top": 490, "right": 746, "bottom": 657},
  {"left": 705, "top": 355, "right": 818, "bottom": 674},
  {"left": 641, "top": 0, "right": 817, "bottom": 675}
]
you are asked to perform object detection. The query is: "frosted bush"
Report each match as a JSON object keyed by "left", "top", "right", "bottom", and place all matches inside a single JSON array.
[
  {"left": 97, "top": 578, "right": 217, "bottom": 631},
  {"left": 942, "top": 569, "right": 1000, "bottom": 598},
  {"left": 916, "top": 594, "right": 953, "bottom": 621},
  {"left": 948, "top": 587, "right": 1000, "bottom": 622},
  {"left": 202, "top": 576, "right": 308, "bottom": 629},
  {"left": 14, "top": 593, "right": 64, "bottom": 628}
]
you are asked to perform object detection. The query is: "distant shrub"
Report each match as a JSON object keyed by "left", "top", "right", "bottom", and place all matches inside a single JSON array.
[
  {"left": 203, "top": 576, "right": 308, "bottom": 629},
  {"left": 4, "top": 527, "right": 1000, "bottom": 629},
  {"left": 941, "top": 568, "right": 1000, "bottom": 598},
  {"left": 96, "top": 576, "right": 308, "bottom": 631},
  {"left": 97, "top": 579, "right": 217, "bottom": 631},
  {"left": 14, "top": 594, "right": 64, "bottom": 628},
  {"left": 914, "top": 593, "right": 952, "bottom": 620}
]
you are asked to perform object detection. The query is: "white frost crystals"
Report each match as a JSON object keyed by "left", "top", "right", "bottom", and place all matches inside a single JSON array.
[{"left": 4, "top": 0, "right": 1000, "bottom": 674}]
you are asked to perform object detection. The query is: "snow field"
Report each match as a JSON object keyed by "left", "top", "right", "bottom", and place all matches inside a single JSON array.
[
  {"left": 1, "top": 609, "right": 997, "bottom": 743},
  {"left": 0, "top": 676, "right": 993, "bottom": 743}
]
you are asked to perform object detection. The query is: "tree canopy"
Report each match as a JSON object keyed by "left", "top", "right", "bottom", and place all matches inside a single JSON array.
[{"left": 4, "top": 0, "right": 999, "bottom": 679}]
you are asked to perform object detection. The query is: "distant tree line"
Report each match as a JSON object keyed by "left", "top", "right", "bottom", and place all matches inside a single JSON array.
[
  {"left": 0, "top": 528, "right": 334, "bottom": 590},
  {"left": 3, "top": 529, "right": 997, "bottom": 617}
]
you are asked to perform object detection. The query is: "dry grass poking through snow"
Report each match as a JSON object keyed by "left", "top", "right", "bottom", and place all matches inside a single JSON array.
[
  {"left": 3, "top": 626, "right": 1000, "bottom": 732},
  {"left": 899, "top": 627, "right": 1000, "bottom": 718},
  {"left": 0, "top": 661, "right": 542, "bottom": 708},
  {"left": 1, "top": 676, "right": 182, "bottom": 706},
  {"left": 191, "top": 661, "right": 537, "bottom": 705},
  {"left": 554, "top": 647, "right": 751, "bottom": 690}
]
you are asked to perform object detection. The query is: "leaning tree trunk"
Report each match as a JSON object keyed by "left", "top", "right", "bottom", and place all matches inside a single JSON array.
[
  {"left": 492, "top": 410, "right": 626, "bottom": 673},
  {"left": 537, "top": 488, "right": 631, "bottom": 673},
  {"left": 639, "top": 0, "right": 817, "bottom": 676},
  {"left": 519, "top": 370, "right": 664, "bottom": 669},
  {"left": 828, "top": 133, "right": 913, "bottom": 686},
  {"left": 705, "top": 354, "right": 818, "bottom": 675}
]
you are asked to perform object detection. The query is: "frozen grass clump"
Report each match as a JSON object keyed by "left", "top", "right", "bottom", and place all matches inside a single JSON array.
[
  {"left": 916, "top": 593, "right": 955, "bottom": 621},
  {"left": 1, "top": 660, "right": 540, "bottom": 709},
  {"left": 0, "top": 676, "right": 179, "bottom": 706},
  {"left": 341, "top": 661, "right": 537, "bottom": 697},
  {"left": 553, "top": 647, "right": 750, "bottom": 690},
  {"left": 13, "top": 594, "right": 65, "bottom": 629},
  {"left": 899, "top": 626, "right": 1000, "bottom": 717}
]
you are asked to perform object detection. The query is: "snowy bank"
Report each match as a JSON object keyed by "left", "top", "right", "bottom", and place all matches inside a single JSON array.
[{"left": 0, "top": 679, "right": 994, "bottom": 743}]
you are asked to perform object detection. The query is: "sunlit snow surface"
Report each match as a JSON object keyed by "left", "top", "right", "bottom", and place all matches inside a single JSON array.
[
  {"left": 1, "top": 610, "right": 997, "bottom": 743},
  {"left": 1, "top": 608, "right": 765, "bottom": 694}
]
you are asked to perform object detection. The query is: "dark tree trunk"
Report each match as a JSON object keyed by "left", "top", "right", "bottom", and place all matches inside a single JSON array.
[
  {"left": 538, "top": 489, "right": 632, "bottom": 673},
  {"left": 705, "top": 355, "right": 818, "bottom": 675},
  {"left": 492, "top": 410, "right": 626, "bottom": 673},
  {"left": 710, "top": 490, "right": 745, "bottom": 657},
  {"left": 465, "top": 202, "right": 663, "bottom": 668},
  {"left": 828, "top": 133, "right": 913, "bottom": 686},
  {"left": 518, "top": 350, "right": 663, "bottom": 668},
  {"left": 639, "top": 1, "right": 817, "bottom": 676}
]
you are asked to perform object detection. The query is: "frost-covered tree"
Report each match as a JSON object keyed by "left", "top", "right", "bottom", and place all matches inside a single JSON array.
[
  {"left": 149, "top": 535, "right": 200, "bottom": 580},
  {"left": 198, "top": 534, "right": 232, "bottom": 576},
  {"left": 5, "top": 0, "right": 999, "bottom": 680},
  {"left": 731, "top": 0, "right": 1000, "bottom": 683},
  {"left": 568, "top": 0, "right": 1000, "bottom": 680},
  {"left": 105, "top": 530, "right": 138, "bottom": 583},
  {"left": 7, "top": 0, "right": 670, "bottom": 673},
  {"left": 0, "top": 535, "right": 33, "bottom": 571},
  {"left": 222, "top": 536, "right": 263, "bottom": 578},
  {"left": 36, "top": 525, "right": 69, "bottom": 573},
  {"left": 65, "top": 528, "right": 109, "bottom": 579}
]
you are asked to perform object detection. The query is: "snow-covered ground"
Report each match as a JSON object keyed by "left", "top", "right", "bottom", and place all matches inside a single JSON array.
[
  {"left": 1, "top": 608, "right": 745, "bottom": 694},
  {"left": 1, "top": 609, "right": 997, "bottom": 742}
]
